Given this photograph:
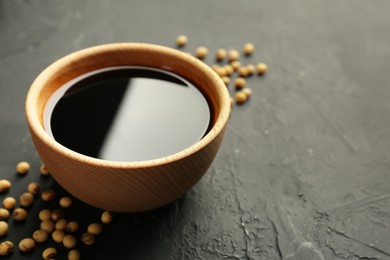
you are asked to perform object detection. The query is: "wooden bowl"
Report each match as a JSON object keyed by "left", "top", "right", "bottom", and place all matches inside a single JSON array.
[{"left": 26, "top": 43, "right": 230, "bottom": 212}]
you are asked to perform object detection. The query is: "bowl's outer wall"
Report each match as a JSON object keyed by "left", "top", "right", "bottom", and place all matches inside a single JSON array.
[{"left": 29, "top": 123, "right": 226, "bottom": 212}]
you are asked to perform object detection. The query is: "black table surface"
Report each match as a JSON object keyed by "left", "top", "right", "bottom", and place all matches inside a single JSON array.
[{"left": 1, "top": 1, "right": 390, "bottom": 259}]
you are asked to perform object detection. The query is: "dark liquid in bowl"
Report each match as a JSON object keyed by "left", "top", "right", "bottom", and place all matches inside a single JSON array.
[{"left": 44, "top": 67, "right": 211, "bottom": 162}]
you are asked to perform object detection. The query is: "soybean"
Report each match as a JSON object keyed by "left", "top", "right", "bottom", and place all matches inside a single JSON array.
[
  {"left": 68, "top": 249, "right": 81, "bottom": 260},
  {"left": 243, "top": 43, "right": 255, "bottom": 56},
  {"left": 2, "top": 197, "right": 16, "bottom": 210},
  {"left": 176, "top": 35, "right": 188, "bottom": 47},
  {"left": 246, "top": 64, "right": 256, "bottom": 76},
  {"left": 42, "top": 247, "right": 57, "bottom": 260},
  {"left": 101, "top": 211, "right": 113, "bottom": 224},
  {"left": 215, "top": 67, "right": 227, "bottom": 77},
  {"left": 19, "top": 238, "right": 35, "bottom": 253},
  {"left": 41, "top": 220, "right": 55, "bottom": 234},
  {"left": 195, "top": 46, "right": 208, "bottom": 59},
  {"left": 242, "top": 88, "right": 253, "bottom": 98},
  {"left": 52, "top": 230, "right": 65, "bottom": 243},
  {"left": 41, "top": 189, "right": 56, "bottom": 202},
  {"left": 27, "top": 182, "right": 40, "bottom": 195},
  {"left": 51, "top": 209, "right": 64, "bottom": 222},
  {"left": 234, "top": 77, "right": 246, "bottom": 89},
  {"left": 88, "top": 223, "right": 103, "bottom": 236},
  {"left": 63, "top": 234, "right": 77, "bottom": 248},
  {"left": 215, "top": 49, "right": 227, "bottom": 61},
  {"left": 66, "top": 221, "right": 79, "bottom": 233},
  {"left": 0, "top": 241, "right": 14, "bottom": 256},
  {"left": 39, "top": 209, "right": 52, "bottom": 221},
  {"left": 55, "top": 218, "right": 68, "bottom": 231},
  {"left": 210, "top": 64, "right": 219, "bottom": 71},
  {"left": 20, "top": 192, "right": 34, "bottom": 207},
  {"left": 59, "top": 196, "right": 73, "bottom": 208},
  {"left": 32, "top": 229, "right": 48, "bottom": 243},
  {"left": 0, "top": 179, "right": 11, "bottom": 193},
  {"left": 224, "top": 65, "right": 234, "bottom": 76},
  {"left": 238, "top": 67, "right": 249, "bottom": 77},
  {"left": 228, "top": 49, "right": 240, "bottom": 62},
  {"left": 230, "top": 61, "right": 241, "bottom": 71},
  {"left": 235, "top": 91, "right": 248, "bottom": 105},
  {"left": 222, "top": 76, "right": 230, "bottom": 86},
  {"left": 257, "top": 62, "right": 268, "bottom": 75},
  {"left": 13, "top": 208, "right": 27, "bottom": 221},
  {"left": 16, "top": 161, "right": 30, "bottom": 175},
  {"left": 0, "top": 208, "right": 10, "bottom": 221},
  {"left": 81, "top": 232, "right": 95, "bottom": 245},
  {"left": 40, "top": 164, "right": 50, "bottom": 176},
  {"left": 0, "top": 221, "right": 8, "bottom": 236}
]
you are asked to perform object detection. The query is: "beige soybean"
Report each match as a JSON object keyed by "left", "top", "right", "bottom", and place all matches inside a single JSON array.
[
  {"left": 3, "top": 197, "right": 16, "bottom": 210},
  {"left": 0, "top": 208, "right": 10, "bottom": 221},
  {"left": 211, "top": 65, "right": 218, "bottom": 71},
  {"left": 27, "top": 182, "right": 40, "bottom": 195},
  {"left": 238, "top": 67, "right": 249, "bottom": 77},
  {"left": 101, "top": 211, "right": 113, "bottom": 224},
  {"left": 230, "top": 61, "right": 241, "bottom": 71},
  {"left": 0, "top": 241, "right": 14, "bottom": 256},
  {"left": 215, "top": 48, "right": 227, "bottom": 61},
  {"left": 68, "top": 249, "right": 81, "bottom": 260},
  {"left": 52, "top": 230, "right": 66, "bottom": 243},
  {"left": 41, "top": 189, "right": 55, "bottom": 202},
  {"left": 234, "top": 77, "right": 246, "bottom": 89},
  {"left": 59, "top": 196, "right": 73, "bottom": 208},
  {"left": 0, "top": 221, "right": 8, "bottom": 236},
  {"left": 195, "top": 46, "right": 208, "bottom": 59},
  {"left": 41, "top": 220, "right": 55, "bottom": 234},
  {"left": 63, "top": 234, "right": 77, "bottom": 248},
  {"left": 55, "top": 218, "right": 68, "bottom": 231},
  {"left": 0, "top": 179, "right": 11, "bottom": 193},
  {"left": 242, "top": 88, "right": 253, "bottom": 98},
  {"left": 16, "top": 161, "right": 30, "bottom": 175},
  {"left": 256, "top": 62, "right": 268, "bottom": 75},
  {"left": 243, "top": 43, "right": 255, "bottom": 56},
  {"left": 88, "top": 223, "right": 103, "bottom": 236},
  {"left": 66, "top": 221, "right": 79, "bottom": 233},
  {"left": 81, "top": 232, "right": 95, "bottom": 245},
  {"left": 13, "top": 208, "right": 27, "bottom": 221},
  {"left": 210, "top": 64, "right": 220, "bottom": 71},
  {"left": 32, "top": 229, "right": 48, "bottom": 243},
  {"left": 215, "top": 67, "right": 227, "bottom": 77},
  {"left": 224, "top": 65, "right": 234, "bottom": 76},
  {"left": 246, "top": 64, "right": 256, "bottom": 76},
  {"left": 222, "top": 76, "right": 230, "bottom": 86},
  {"left": 39, "top": 209, "right": 52, "bottom": 221},
  {"left": 228, "top": 49, "right": 240, "bottom": 62},
  {"left": 19, "top": 238, "right": 35, "bottom": 253},
  {"left": 51, "top": 209, "right": 63, "bottom": 222},
  {"left": 20, "top": 192, "right": 34, "bottom": 207},
  {"left": 40, "top": 164, "right": 50, "bottom": 176},
  {"left": 176, "top": 35, "right": 188, "bottom": 47},
  {"left": 230, "top": 97, "right": 234, "bottom": 107},
  {"left": 235, "top": 91, "right": 248, "bottom": 105},
  {"left": 42, "top": 247, "right": 57, "bottom": 260}
]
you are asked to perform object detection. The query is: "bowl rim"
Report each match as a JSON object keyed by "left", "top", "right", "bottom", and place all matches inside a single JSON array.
[{"left": 25, "top": 43, "right": 230, "bottom": 169}]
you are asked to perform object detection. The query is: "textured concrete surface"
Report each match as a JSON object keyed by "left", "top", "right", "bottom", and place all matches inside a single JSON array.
[{"left": 1, "top": 0, "right": 390, "bottom": 259}]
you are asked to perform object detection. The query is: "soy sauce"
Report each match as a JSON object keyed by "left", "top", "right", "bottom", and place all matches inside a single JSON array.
[{"left": 44, "top": 67, "right": 211, "bottom": 162}]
